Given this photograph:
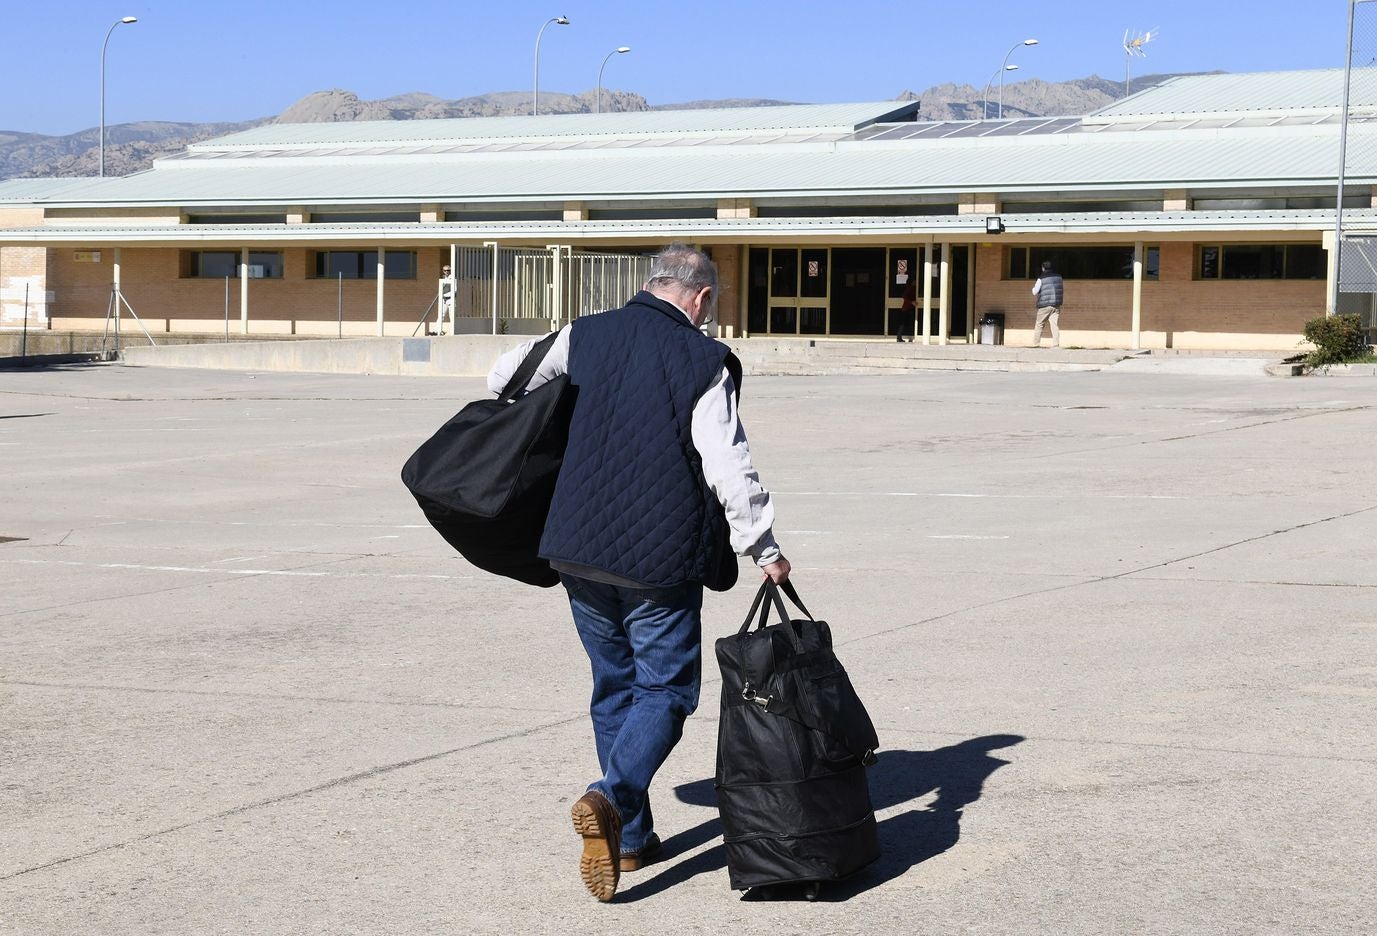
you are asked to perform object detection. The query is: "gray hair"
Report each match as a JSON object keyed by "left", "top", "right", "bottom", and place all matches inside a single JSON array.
[{"left": 645, "top": 242, "right": 718, "bottom": 295}]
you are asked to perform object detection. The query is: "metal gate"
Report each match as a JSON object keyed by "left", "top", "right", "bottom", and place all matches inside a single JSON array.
[{"left": 452, "top": 243, "right": 654, "bottom": 332}]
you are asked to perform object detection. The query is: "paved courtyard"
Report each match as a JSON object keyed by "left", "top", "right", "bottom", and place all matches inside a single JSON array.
[{"left": 1, "top": 362, "right": 1375, "bottom": 935}]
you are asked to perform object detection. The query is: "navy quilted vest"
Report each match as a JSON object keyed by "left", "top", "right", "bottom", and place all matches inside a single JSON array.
[
  {"left": 1037, "top": 274, "right": 1064, "bottom": 308},
  {"left": 539, "top": 291, "right": 733, "bottom": 589}
]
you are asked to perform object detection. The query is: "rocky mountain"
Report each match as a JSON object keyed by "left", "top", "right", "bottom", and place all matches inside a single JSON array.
[{"left": 1, "top": 72, "right": 1199, "bottom": 181}]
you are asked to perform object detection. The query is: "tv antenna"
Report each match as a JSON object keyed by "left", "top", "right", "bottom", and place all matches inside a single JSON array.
[{"left": 1122, "top": 27, "right": 1159, "bottom": 96}]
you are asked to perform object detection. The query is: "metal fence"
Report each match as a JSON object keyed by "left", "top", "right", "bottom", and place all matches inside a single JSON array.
[
  {"left": 453, "top": 244, "right": 653, "bottom": 330},
  {"left": 1335, "top": 0, "right": 1377, "bottom": 331}
]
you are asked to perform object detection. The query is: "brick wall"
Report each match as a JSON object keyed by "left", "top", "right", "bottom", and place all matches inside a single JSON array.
[
  {"left": 973, "top": 241, "right": 1325, "bottom": 349},
  {"left": 47, "top": 246, "right": 454, "bottom": 336},
  {"left": 0, "top": 245, "right": 50, "bottom": 325}
]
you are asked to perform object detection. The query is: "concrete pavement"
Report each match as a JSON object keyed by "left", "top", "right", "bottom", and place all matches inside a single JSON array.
[{"left": 1, "top": 363, "right": 1374, "bottom": 934}]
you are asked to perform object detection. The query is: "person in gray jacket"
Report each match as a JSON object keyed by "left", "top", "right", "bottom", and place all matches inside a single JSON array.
[{"left": 1030, "top": 260, "right": 1063, "bottom": 348}]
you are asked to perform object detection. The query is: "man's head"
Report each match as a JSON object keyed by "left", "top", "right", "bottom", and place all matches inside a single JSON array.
[
  {"left": 441, "top": 265, "right": 452, "bottom": 277},
  {"left": 1040, "top": 260, "right": 1054, "bottom": 274},
  {"left": 645, "top": 242, "right": 718, "bottom": 327}
]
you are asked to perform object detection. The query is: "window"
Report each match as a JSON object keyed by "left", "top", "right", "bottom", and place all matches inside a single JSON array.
[
  {"left": 310, "top": 211, "right": 419, "bottom": 223},
  {"left": 312, "top": 250, "right": 417, "bottom": 279},
  {"left": 1196, "top": 244, "right": 1324, "bottom": 280},
  {"left": 185, "top": 214, "right": 287, "bottom": 225},
  {"left": 182, "top": 251, "right": 283, "bottom": 278},
  {"left": 1006, "top": 246, "right": 1158, "bottom": 281}
]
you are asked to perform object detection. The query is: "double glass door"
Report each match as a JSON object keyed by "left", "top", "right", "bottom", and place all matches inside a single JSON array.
[{"left": 747, "top": 245, "right": 966, "bottom": 338}]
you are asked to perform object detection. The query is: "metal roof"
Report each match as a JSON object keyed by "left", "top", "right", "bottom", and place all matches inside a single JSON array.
[
  {"left": 193, "top": 102, "right": 921, "bottom": 151},
  {"left": 9, "top": 122, "right": 1371, "bottom": 208},
  {"left": 1092, "top": 68, "right": 1377, "bottom": 119},
  {"left": 0, "top": 177, "right": 104, "bottom": 202},
  {"left": 0, "top": 209, "right": 1357, "bottom": 248}
]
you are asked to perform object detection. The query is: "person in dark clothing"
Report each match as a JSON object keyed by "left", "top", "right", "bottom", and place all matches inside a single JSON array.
[
  {"left": 897, "top": 277, "right": 916, "bottom": 342},
  {"left": 486, "top": 243, "right": 790, "bottom": 902},
  {"left": 1030, "top": 260, "right": 1064, "bottom": 348}
]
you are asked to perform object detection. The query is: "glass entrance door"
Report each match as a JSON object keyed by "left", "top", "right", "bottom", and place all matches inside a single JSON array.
[{"left": 748, "top": 247, "right": 830, "bottom": 336}]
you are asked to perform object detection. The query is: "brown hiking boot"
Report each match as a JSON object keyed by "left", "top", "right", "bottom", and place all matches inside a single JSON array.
[{"left": 570, "top": 790, "right": 622, "bottom": 901}]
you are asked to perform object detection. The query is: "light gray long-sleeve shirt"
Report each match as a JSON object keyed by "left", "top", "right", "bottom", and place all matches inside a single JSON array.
[{"left": 487, "top": 320, "right": 781, "bottom": 569}]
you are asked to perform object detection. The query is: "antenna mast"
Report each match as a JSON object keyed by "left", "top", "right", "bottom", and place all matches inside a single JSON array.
[{"left": 1123, "top": 28, "right": 1159, "bottom": 96}]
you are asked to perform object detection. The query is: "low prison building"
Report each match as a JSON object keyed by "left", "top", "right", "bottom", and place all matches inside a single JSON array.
[{"left": 2, "top": 68, "right": 1375, "bottom": 351}]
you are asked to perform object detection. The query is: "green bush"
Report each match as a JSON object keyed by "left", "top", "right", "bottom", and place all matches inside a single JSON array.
[{"left": 1302, "top": 313, "right": 1371, "bottom": 367}]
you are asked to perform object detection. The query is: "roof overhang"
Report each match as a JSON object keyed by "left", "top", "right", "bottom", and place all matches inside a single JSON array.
[{"left": 0, "top": 210, "right": 1355, "bottom": 248}]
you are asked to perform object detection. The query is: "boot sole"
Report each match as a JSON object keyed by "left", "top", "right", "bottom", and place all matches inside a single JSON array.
[{"left": 571, "top": 798, "right": 620, "bottom": 902}]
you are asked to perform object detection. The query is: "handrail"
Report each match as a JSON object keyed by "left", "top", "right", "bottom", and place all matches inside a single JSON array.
[{"left": 410, "top": 295, "right": 440, "bottom": 337}]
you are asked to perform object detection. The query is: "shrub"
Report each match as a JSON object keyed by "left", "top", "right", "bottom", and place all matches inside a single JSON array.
[{"left": 1302, "top": 313, "right": 1371, "bottom": 367}]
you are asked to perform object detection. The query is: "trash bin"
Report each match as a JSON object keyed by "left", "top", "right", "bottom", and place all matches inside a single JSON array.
[{"left": 979, "top": 313, "right": 1005, "bottom": 345}]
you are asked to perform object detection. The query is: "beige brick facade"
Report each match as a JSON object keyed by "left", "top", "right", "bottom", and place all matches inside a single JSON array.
[{"left": 973, "top": 240, "right": 1325, "bottom": 350}]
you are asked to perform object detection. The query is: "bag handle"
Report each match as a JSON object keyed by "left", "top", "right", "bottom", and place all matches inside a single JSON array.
[
  {"left": 737, "top": 579, "right": 804, "bottom": 652},
  {"left": 497, "top": 331, "right": 560, "bottom": 402}
]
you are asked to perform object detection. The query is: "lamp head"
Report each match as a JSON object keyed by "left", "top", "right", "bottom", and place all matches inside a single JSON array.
[
  {"left": 1023, "top": 38, "right": 1038, "bottom": 46},
  {"left": 1005, "top": 64, "right": 1019, "bottom": 71},
  {"left": 985, "top": 216, "right": 1005, "bottom": 235},
  {"left": 121, "top": 16, "right": 137, "bottom": 23},
  {"left": 555, "top": 15, "right": 569, "bottom": 24},
  {"left": 617, "top": 46, "right": 631, "bottom": 53}
]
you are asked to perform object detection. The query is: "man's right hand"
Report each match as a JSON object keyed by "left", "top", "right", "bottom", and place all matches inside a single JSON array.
[{"left": 761, "top": 557, "right": 791, "bottom": 584}]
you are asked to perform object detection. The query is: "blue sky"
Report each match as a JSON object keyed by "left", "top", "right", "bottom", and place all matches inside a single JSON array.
[{"left": 1, "top": 0, "right": 1357, "bottom": 135}]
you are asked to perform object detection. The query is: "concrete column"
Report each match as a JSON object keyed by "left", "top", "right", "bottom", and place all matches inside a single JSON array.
[
  {"left": 938, "top": 242, "right": 951, "bottom": 346},
  {"left": 737, "top": 244, "right": 749, "bottom": 339},
  {"left": 240, "top": 247, "right": 249, "bottom": 335},
  {"left": 112, "top": 246, "right": 122, "bottom": 339},
  {"left": 375, "top": 247, "right": 386, "bottom": 337},
  {"left": 921, "top": 241, "right": 933, "bottom": 345},
  {"left": 1131, "top": 241, "right": 1144, "bottom": 349}
]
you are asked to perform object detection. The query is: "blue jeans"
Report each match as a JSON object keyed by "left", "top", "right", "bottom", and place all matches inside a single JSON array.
[{"left": 561, "top": 573, "right": 703, "bottom": 854}]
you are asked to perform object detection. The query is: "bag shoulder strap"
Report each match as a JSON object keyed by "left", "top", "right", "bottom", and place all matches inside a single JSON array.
[
  {"left": 724, "top": 351, "right": 743, "bottom": 403},
  {"left": 498, "top": 331, "right": 561, "bottom": 402}
]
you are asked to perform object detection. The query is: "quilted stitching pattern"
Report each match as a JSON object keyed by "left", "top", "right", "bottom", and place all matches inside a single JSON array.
[{"left": 539, "top": 293, "right": 729, "bottom": 587}]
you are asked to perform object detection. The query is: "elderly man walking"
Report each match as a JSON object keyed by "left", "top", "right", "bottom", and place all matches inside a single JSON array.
[{"left": 487, "top": 243, "right": 790, "bottom": 902}]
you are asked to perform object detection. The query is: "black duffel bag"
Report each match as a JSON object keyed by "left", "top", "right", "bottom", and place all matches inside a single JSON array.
[
  {"left": 400, "top": 332, "right": 576, "bottom": 587},
  {"left": 714, "top": 579, "right": 881, "bottom": 894}
]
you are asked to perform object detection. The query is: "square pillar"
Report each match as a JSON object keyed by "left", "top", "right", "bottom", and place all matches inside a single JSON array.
[
  {"left": 376, "top": 247, "right": 386, "bottom": 336},
  {"left": 240, "top": 247, "right": 249, "bottom": 335},
  {"left": 938, "top": 242, "right": 951, "bottom": 346},
  {"left": 1131, "top": 241, "right": 1144, "bottom": 349},
  {"left": 921, "top": 241, "right": 933, "bottom": 345}
]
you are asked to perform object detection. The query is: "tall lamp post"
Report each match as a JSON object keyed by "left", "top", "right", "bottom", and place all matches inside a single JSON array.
[
  {"left": 596, "top": 46, "right": 631, "bottom": 114},
  {"left": 100, "top": 15, "right": 138, "bottom": 177},
  {"left": 533, "top": 15, "right": 570, "bottom": 116},
  {"left": 999, "top": 38, "right": 1038, "bottom": 118},
  {"left": 981, "top": 65, "right": 1018, "bottom": 120}
]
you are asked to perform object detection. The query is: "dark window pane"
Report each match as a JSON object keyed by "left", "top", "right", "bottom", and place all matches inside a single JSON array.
[
  {"left": 1222, "top": 245, "right": 1284, "bottom": 279},
  {"left": 1284, "top": 244, "right": 1324, "bottom": 279},
  {"left": 800, "top": 249, "right": 828, "bottom": 298},
  {"left": 771, "top": 249, "right": 798, "bottom": 298},
  {"left": 770, "top": 306, "right": 797, "bottom": 334},
  {"left": 747, "top": 248, "right": 769, "bottom": 333},
  {"left": 328, "top": 252, "right": 361, "bottom": 278},
  {"left": 1028, "top": 246, "right": 1135, "bottom": 279},
  {"left": 1009, "top": 248, "right": 1027, "bottom": 279},
  {"left": 196, "top": 251, "right": 238, "bottom": 278},
  {"left": 1146, "top": 247, "right": 1160, "bottom": 280},
  {"left": 384, "top": 251, "right": 416, "bottom": 278},
  {"left": 799, "top": 307, "right": 827, "bottom": 335},
  {"left": 248, "top": 251, "right": 283, "bottom": 278},
  {"left": 1200, "top": 246, "right": 1220, "bottom": 279}
]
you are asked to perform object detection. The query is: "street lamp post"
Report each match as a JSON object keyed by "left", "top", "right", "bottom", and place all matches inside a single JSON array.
[
  {"left": 999, "top": 38, "right": 1038, "bottom": 119},
  {"left": 981, "top": 65, "right": 1018, "bottom": 120},
  {"left": 596, "top": 47, "right": 631, "bottom": 114},
  {"left": 533, "top": 15, "right": 570, "bottom": 116},
  {"left": 100, "top": 15, "right": 138, "bottom": 177}
]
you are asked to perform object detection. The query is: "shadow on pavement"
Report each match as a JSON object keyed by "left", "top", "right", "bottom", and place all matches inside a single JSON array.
[{"left": 615, "top": 733, "right": 1024, "bottom": 903}]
